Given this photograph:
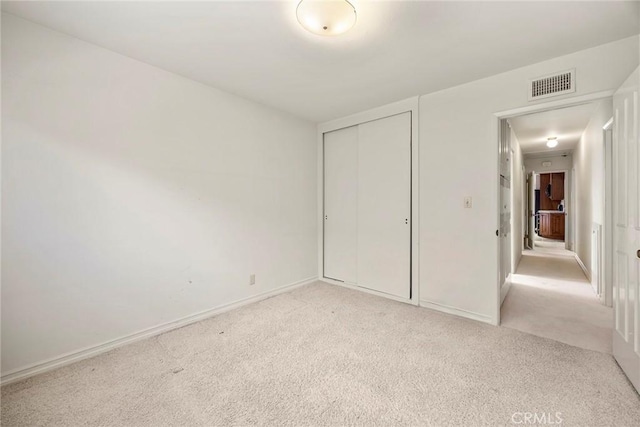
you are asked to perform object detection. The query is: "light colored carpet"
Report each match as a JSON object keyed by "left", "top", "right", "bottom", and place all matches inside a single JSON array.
[
  {"left": 501, "top": 250, "right": 613, "bottom": 354},
  {"left": 2, "top": 282, "right": 638, "bottom": 426},
  {"left": 532, "top": 240, "right": 571, "bottom": 256}
]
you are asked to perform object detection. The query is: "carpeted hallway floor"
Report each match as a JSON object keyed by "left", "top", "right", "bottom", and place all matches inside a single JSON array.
[
  {"left": 2, "top": 282, "right": 639, "bottom": 426},
  {"left": 501, "top": 249, "right": 613, "bottom": 353}
]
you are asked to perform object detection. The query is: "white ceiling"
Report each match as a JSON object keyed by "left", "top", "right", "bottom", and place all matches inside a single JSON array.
[
  {"left": 2, "top": 1, "right": 639, "bottom": 122},
  {"left": 509, "top": 102, "right": 599, "bottom": 155}
]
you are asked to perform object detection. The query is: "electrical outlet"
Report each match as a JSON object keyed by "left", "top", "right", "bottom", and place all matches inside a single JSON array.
[
  {"left": 249, "top": 274, "right": 256, "bottom": 285},
  {"left": 464, "top": 197, "right": 472, "bottom": 208}
]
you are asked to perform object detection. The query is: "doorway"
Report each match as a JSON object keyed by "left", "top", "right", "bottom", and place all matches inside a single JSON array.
[
  {"left": 497, "top": 97, "right": 614, "bottom": 353},
  {"left": 529, "top": 169, "right": 569, "bottom": 251}
]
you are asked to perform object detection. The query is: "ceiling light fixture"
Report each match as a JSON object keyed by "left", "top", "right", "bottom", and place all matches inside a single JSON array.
[
  {"left": 546, "top": 137, "right": 558, "bottom": 148},
  {"left": 296, "top": 0, "right": 357, "bottom": 36}
]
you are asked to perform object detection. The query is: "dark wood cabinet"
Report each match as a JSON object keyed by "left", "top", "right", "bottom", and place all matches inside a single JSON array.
[
  {"left": 550, "top": 213, "right": 565, "bottom": 238},
  {"left": 539, "top": 172, "right": 565, "bottom": 210},
  {"left": 539, "top": 212, "right": 565, "bottom": 240},
  {"left": 551, "top": 173, "right": 564, "bottom": 200},
  {"left": 540, "top": 213, "right": 549, "bottom": 237}
]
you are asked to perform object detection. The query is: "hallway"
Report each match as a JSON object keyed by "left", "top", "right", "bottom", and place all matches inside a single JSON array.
[{"left": 501, "top": 249, "right": 613, "bottom": 354}]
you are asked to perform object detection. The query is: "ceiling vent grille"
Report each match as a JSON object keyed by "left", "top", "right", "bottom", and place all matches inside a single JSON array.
[{"left": 528, "top": 69, "right": 575, "bottom": 101}]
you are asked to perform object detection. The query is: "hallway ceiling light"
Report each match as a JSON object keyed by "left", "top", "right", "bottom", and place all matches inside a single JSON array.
[
  {"left": 296, "top": 0, "right": 357, "bottom": 36},
  {"left": 546, "top": 137, "right": 558, "bottom": 148}
]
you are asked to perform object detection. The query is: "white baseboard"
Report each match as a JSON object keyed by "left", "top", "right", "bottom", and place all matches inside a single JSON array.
[
  {"left": 1, "top": 276, "right": 318, "bottom": 386},
  {"left": 500, "top": 279, "right": 512, "bottom": 306},
  {"left": 574, "top": 254, "right": 592, "bottom": 281},
  {"left": 419, "top": 299, "right": 494, "bottom": 325}
]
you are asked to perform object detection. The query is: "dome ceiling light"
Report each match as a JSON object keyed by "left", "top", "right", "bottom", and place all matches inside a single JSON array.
[
  {"left": 296, "top": 0, "right": 357, "bottom": 36},
  {"left": 546, "top": 137, "right": 558, "bottom": 148}
]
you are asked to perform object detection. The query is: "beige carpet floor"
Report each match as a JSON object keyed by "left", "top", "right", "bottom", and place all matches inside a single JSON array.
[
  {"left": 2, "top": 282, "right": 639, "bottom": 426},
  {"left": 532, "top": 240, "right": 571, "bottom": 256},
  {"left": 501, "top": 249, "right": 613, "bottom": 354}
]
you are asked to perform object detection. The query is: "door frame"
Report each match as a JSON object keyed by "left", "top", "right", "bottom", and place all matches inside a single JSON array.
[
  {"left": 526, "top": 172, "right": 534, "bottom": 249},
  {"left": 317, "top": 96, "right": 420, "bottom": 305},
  {"left": 493, "top": 90, "right": 614, "bottom": 325},
  {"left": 521, "top": 164, "right": 527, "bottom": 251},
  {"left": 529, "top": 168, "right": 569, "bottom": 246},
  {"left": 602, "top": 117, "right": 614, "bottom": 307},
  {"left": 498, "top": 119, "right": 512, "bottom": 305}
]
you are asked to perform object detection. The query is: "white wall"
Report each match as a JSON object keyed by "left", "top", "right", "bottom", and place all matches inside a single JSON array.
[
  {"left": 510, "top": 128, "right": 524, "bottom": 272},
  {"left": 419, "top": 35, "right": 638, "bottom": 324},
  {"left": 1, "top": 14, "right": 318, "bottom": 376},
  {"left": 572, "top": 99, "right": 612, "bottom": 275},
  {"left": 524, "top": 155, "right": 573, "bottom": 174}
]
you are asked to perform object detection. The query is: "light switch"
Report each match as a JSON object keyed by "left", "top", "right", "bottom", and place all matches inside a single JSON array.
[{"left": 464, "top": 197, "right": 472, "bottom": 208}]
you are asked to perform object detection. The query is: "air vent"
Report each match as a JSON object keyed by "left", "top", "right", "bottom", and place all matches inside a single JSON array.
[{"left": 528, "top": 69, "right": 575, "bottom": 101}]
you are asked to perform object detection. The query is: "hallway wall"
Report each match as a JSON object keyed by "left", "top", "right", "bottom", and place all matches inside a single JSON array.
[
  {"left": 572, "top": 99, "right": 613, "bottom": 277},
  {"left": 524, "top": 155, "right": 573, "bottom": 174}
]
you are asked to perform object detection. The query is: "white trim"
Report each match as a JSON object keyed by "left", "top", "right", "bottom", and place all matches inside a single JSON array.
[
  {"left": 570, "top": 167, "right": 576, "bottom": 252},
  {"left": 317, "top": 96, "right": 420, "bottom": 304},
  {"left": 494, "top": 117, "right": 502, "bottom": 325},
  {"left": 591, "top": 222, "right": 603, "bottom": 299},
  {"left": 320, "top": 278, "right": 417, "bottom": 306},
  {"left": 495, "top": 90, "right": 615, "bottom": 119},
  {"left": 574, "top": 253, "right": 592, "bottom": 281},
  {"left": 602, "top": 119, "right": 614, "bottom": 307},
  {"left": 526, "top": 168, "right": 570, "bottom": 251},
  {"left": 419, "top": 300, "right": 495, "bottom": 325},
  {"left": 0, "top": 276, "right": 318, "bottom": 386},
  {"left": 318, "top": 97, "right": 419, "bottom": 134},
  {"left": 500, "top": 279, "right": 512, "bottom": 306},
  {"left": 410, "top": 100, "right": 420, "bottom": 305},
  {"left": 317, "top": 130, "right": 325, "bottom": 289}
]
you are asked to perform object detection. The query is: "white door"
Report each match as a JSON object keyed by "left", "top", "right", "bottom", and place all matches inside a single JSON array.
[
  {"left": 357, "top": 113, "right": 411, "bottom": 298},
  {"left": 612, "top": 67, "right": 640, "bottom": 393},
  {"left": 323, "top": 126, "right": 358, "bottom": 283},
  {"left": 499, "top": 120, "right": 511, "bottom": 291}
]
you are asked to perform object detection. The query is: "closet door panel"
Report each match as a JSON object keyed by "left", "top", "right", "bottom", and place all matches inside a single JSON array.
[
  {"left": 357, "top": 112, "right": 411, "bottom": 298},
  {"left": 323, "top": 126, "right": 358, "bottom": 283}
]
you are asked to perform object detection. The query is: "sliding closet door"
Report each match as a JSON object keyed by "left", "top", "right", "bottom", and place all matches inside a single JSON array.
[
  {"left": 323, "top": 126, "right": 358, "bottom": 283},
  {"left": 357, "top": 112, "right": 411, "bottom": 298}
]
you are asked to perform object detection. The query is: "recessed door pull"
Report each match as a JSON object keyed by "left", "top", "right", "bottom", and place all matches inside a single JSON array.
[{"left": 637, "top": 249, "right": 640, "bottom": 259}]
